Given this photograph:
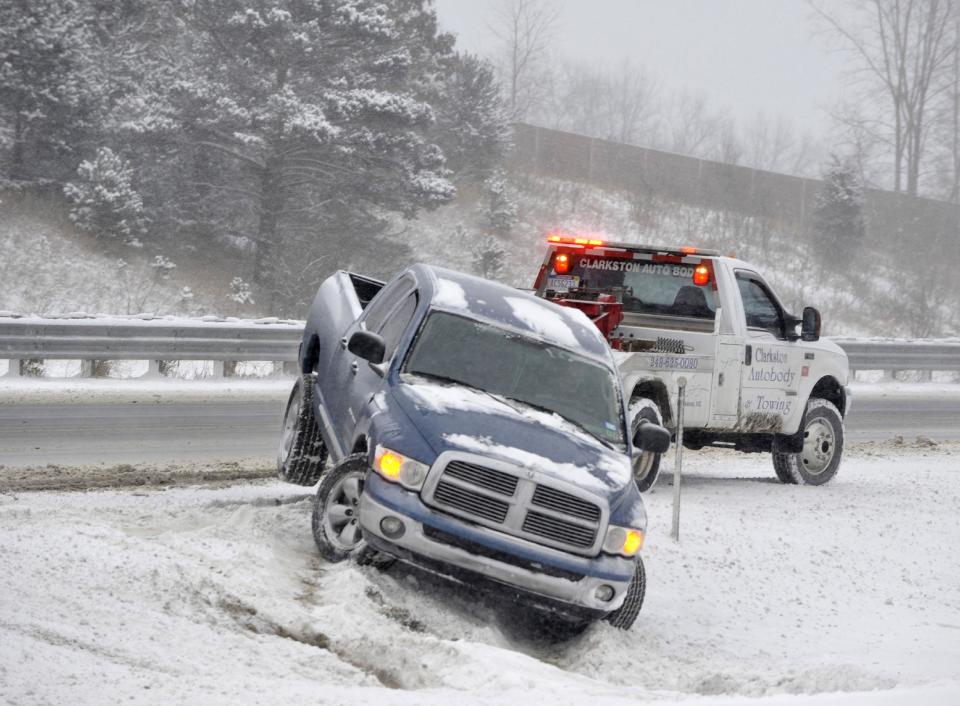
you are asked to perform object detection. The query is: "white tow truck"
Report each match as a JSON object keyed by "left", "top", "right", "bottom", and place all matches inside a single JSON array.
[{"left": 533, "top": 235, "right": 851, "bottom": 490}]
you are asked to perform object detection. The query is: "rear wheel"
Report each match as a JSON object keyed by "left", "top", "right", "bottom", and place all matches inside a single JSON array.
[
  {"left": 604, "top": 557, "right": 646, "bottom": 630},
  {"left": 772, "top": 399, "right": 844, "bottom": 486},
  {"left": 277, "top": 374, "right": 327, "bottom": 486},
  {"left": 630, "top": 397, "right": 663, "bottom": 492}
]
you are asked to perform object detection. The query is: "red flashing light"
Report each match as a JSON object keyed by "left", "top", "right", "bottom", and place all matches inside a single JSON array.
[
  {"left": 547, "top": 234, "right": 605, "bottom": 247},
  {"left": 554, "top": 253, "right": 571, "bottom": 274},
  {"left": 681, "top": 246, "right": 698, "bottom": 255},
  {"left": 693, "top": 264, "right": 711, "bottom": 286}
]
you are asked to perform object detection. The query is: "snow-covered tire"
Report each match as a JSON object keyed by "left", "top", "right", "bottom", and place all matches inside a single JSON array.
[
  {"left": 630, "top": 397, "right": 663, "bottom": 492},
  {"left": 277, "top": 374, "right": 327, "bottom": 486},
  {"left": 605, "top": 557, "right": 646, "bottom": 630},
  {"left": 312, "top": 454, "right": 368, "bottom": 563},
  {"left": 771, "top": 398, "right": 844, "bottom": 486}
]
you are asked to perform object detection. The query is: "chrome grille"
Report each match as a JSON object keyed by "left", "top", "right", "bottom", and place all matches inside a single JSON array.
[
  {"left": 423, "top": 454, "right": 606, "bottom": 555},
  {"left": 433, "top": 481, "right": 510, "bottom": 523},
  {"left": 522, "top": 511, "right": 596, "bottom": 548},
  {"left": 444, "top": 460, "right": 518, "bottom": 496},
  {"left": 530, "top": 485, "right": 600, "bottom": 522}
]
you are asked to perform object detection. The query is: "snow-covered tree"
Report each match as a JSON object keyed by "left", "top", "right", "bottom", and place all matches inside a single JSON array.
[
  {"left": 435, "top": 53, "right": 511, "bottom": 180},
  {"left": 64, "top": 147, "right": 146, "bottom": 243},
  {"left": 483, "top": 170, "right": 519, "bottom": 237},
  {"left": 0, "top": 0, "right": 90, "bottom": 184},
  {"left": 811, "top": 156, "right": 867, "bottom": 271},
  {"left": 140, "top": 0, "right": 459, "bottom": 308},
  {"left": 472, "top": 235, "right": 506, "bottom": 280}
]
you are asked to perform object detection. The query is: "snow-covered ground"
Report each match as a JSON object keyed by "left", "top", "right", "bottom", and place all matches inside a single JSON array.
[{"left": 1, "top": 445, "right": 958, "bottom": 705}]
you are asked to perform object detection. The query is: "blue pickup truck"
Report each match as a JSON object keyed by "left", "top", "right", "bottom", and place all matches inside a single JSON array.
[{"left": 277, "top": 264, "right": 669, "bottom": 630}]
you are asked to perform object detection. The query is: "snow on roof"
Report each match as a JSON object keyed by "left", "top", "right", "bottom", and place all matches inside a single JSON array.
[{"left": 418, "top": 265, "right": 611, "bottom": 361}]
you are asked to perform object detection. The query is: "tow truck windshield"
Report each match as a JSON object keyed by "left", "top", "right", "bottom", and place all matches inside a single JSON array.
[{"left": 404, "top": 311, "right": 625, "bottom": 447}]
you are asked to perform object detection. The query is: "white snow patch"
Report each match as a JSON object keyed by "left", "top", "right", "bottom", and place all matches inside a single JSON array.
[
  {"left": 434, "top": 278, "right": 468, "bottom": 309},
  {"left": 442, "top": 432, "right": 629, "bottom": 491},
  {"left": 505, "top": 295, "right": 580, "bottom": 348}
]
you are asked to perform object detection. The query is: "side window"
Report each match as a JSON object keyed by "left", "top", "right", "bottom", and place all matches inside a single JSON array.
[
  {"left": 736, "top": 275, "right": 784, "bottom": 338},
  {"left": 376, "top": 291, "right": 419, "bottom": 360},
  {"left": 362, "top": 276, "right": 413, "bottom": 332}
]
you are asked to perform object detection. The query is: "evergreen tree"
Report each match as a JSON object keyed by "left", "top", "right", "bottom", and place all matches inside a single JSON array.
[
  {"left": 435, "top": 53, "right": 511, "bottom": 180},
  {"left": 0, "top": 0, "right": 90, "bottom": 184},
  {"left": 811, "top": 155, "right": 866, "bottom": 272}
]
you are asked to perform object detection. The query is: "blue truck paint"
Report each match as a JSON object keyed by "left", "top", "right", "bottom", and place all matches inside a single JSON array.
[{"left": 300, "top": 264, "right": 648, "bottom": 616}]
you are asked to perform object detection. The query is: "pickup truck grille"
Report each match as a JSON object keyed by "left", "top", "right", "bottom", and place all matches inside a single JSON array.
[{"left": 423, "top": 457, "right": 605, "bottom": 555}]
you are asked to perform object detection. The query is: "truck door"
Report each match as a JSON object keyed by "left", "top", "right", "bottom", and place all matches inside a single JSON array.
[
  {"left": 325, "top": 275, "right": 415, "bottom": 454},
  {"left": 343, "top": 288, "right": 420, "bottom": 440},
  {"left": 734, "top": 272, "right": 803, "bottom": 433}
]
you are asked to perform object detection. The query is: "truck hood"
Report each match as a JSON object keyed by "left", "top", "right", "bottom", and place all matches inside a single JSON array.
[{"left": 392, "top": 377, "right": 633, "bottom": 497}]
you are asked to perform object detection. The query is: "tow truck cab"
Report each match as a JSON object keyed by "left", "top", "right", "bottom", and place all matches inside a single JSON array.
[{"left": 533, "top": 235, "right": 851, "bottom": 486}]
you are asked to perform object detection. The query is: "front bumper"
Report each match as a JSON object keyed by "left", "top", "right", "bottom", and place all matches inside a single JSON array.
[{"left": 359, "top": 474, "right": 636, "bottom": 614}]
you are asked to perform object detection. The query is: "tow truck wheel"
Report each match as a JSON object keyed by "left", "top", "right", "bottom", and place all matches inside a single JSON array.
[
  {"left": 312, "top": 454, "right": 369, "bottom": 562},
  {"left": 277, "top": 374, "right": 328, "bottom": 486},
  {"left": 771, "top": 398, "right": 844, "bottom": 486},
  {"left": 630, "top": 397, "right": 663, "bottom": 492},
  {"left": 604, "top": 557, "right": 646, "bottom": 630}
]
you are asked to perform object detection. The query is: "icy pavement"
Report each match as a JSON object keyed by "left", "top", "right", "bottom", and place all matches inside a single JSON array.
[{"left": 1, "top": 445, "right": 958, "bottom": 705}]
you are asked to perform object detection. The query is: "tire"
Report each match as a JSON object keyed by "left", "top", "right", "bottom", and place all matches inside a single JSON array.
[
  {"left": 604, "top": 557, "right": 646, "bottom": 630},
  {"left": 311, "top": 454, "right": 369, "bottom": 562},
  {"left": 277, "top": 374, "right": 328, "bottom": 486},
  {"left": 629, "top": 397, "right": 663, "bottom": 492},
  {"left": 771, "top": 398, "right": 844, "bottom": 486}
]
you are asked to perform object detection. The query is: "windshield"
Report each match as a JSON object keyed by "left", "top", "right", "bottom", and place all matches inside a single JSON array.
[
  {"left": 554, "top": 252, "right": 717, "bottom": 320},
  {"left": 404, "top": 311, "right": 625, "bottom": 447}
]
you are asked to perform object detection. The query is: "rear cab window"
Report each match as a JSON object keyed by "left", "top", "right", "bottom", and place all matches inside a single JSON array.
[{"left": 542, "top": 249, "right": 718, "bottom": 331}]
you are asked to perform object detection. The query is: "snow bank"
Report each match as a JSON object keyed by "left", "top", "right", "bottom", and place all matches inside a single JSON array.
[{"left": 3, "top": 447, "right": 957, "bottom": 704}]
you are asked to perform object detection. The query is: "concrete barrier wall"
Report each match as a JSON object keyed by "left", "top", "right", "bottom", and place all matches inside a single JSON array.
[{"left": 510, "top": 123, "right": 960, "bottom": 241}]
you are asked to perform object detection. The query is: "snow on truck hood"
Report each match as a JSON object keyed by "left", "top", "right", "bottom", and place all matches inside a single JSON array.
[{"left": 394, "top": 378, "right": 632, "bottom": 495}]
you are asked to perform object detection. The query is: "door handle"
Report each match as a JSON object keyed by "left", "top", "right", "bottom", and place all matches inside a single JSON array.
[
  {"left": 744, "top": 344, "right": 752, "bottom": 366},
  {"left": 350, "top": 361, "right": 359, "bottom": 375},
  {"left": 340, "top": 337, "right": 348, "bottom": 350}
]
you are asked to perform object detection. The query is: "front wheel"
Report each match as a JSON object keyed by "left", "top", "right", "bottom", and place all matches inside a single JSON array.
[
  {"left": 772, "top": 398, "right": 844, "bottom": 485},
  {"left": 604, "top": 557, "right": 646, "bottom": 630},
  {"left": 630, "top": 398, "right": 663, "bottom": 492},
  {"left": 312, "top": 454, "right": 369, "bottom": 562}
]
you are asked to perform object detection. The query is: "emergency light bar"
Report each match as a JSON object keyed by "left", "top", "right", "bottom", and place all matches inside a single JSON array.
[{"left": 546, "top": 235, "right": 721, "bottom": 258}]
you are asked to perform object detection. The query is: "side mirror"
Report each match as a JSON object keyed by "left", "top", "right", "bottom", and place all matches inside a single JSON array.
[
  {"left": 348, "top": 330, "right": 386, "bottom": 365},
  {"left": 634, "top": 419, "right": 671, "bottom": 454},
  {"left": 801, "top": 306, "right": 821, "bottom": 342}
]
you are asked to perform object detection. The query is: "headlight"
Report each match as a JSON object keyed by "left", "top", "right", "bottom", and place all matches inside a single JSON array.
[
  {"left": 602, "top": 525, "right": 645, "bottom": 557},
  {"left": 373, "top": 445, "right": 430, "bottom": 490}
]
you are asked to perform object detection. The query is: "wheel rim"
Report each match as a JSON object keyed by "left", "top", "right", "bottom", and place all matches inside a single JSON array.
[
  {"left": 322, "top": 471, "right": 365, "bottom": 552},
  {"left": 278, "top": 386, "right": 301, "bottom": 465},
  {"left": 800, "top": 418, "right": 836, "bottom": 475}
]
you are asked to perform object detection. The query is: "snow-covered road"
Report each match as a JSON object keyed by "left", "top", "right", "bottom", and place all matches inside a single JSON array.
[{"left": 1, "top": 445, "right": 958, "bottom": 705}]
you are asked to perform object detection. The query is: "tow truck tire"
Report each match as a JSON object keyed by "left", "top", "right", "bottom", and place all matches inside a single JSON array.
[
  {"left": 630, "top": 397, "right": 663, "bottom": 492},
  {"left": 312, "top": 454, "right": 369, "bottom": 562},
  {"left": 604, "top": 557, "right": 646, "bottom": 630},
  {"left": 277, "top": 374, "right": 328, "bottom": 486},
  {"left": 772, "top": 398, "right": 844, "bottom": 486}
]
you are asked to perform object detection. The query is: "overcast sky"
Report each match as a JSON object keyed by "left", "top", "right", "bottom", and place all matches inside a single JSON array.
[{"left": 434, "top": 0, "right": 847, "bottom": 137}]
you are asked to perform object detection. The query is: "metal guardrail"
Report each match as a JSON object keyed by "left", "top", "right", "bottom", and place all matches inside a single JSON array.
[
  {"left": 0, "top": 316, "right": 958, "bottom": 378},
  {"left": 0, "top": 315, "right": 302, "bottom": 377}
]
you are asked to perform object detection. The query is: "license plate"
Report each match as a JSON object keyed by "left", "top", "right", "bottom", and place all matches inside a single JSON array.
[{"left": 546, "top": 275, "right": 579, "bottom": 292}]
